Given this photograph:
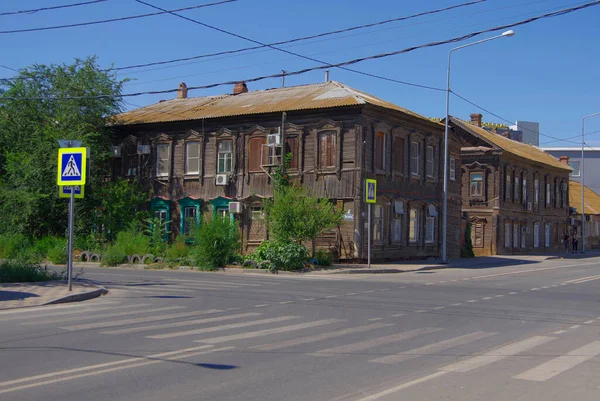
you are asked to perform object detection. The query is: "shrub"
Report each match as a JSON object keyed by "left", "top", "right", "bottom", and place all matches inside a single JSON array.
[
  {"left": 144, "top": 217, "right": 170, "bottom": 256},
  {"left": 252, "top": 240, "right": 308, "bottom": 271},
  {"left": 0, "top": 260, "right": 66, "bottom": 283},
  {"left": 192, "top": 216, "right": 239, "bottom": 269},
  {"left": 0, "top": 233, "right": 31, "bottom": 259},
  {"left": 166, "top": 236, "right": 190, "bottom": 259},
  {"left": 101, "top": 244, "right": 127, "bottom": 266},
  {"left": 114, "top": 227, "right": 149, "bottom": 256},
  {"left": 74, "top": 234, "right": 105, "bottom": 253},
  {"left": 313, "top": 249, "right": 333, "bottom": 267},
  {"left": 47, "top": 240, "right": 68, "bottom": 265}
]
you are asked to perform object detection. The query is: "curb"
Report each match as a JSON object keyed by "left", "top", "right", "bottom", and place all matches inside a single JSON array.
[{"left": 43, "top": 285, "right": 109, "bottom": 306}]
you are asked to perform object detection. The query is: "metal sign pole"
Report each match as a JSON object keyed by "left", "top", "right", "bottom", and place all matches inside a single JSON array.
[
  {"left": 67, "top": 190, "right": 74, "bottom": 291},
  {"left": 368, "top": 203, "right": 371, "bottom": 269}
]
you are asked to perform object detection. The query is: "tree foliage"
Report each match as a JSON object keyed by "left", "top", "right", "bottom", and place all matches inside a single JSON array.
[{"left": 0, "top": 57, "right": 127, "bottom": 237}]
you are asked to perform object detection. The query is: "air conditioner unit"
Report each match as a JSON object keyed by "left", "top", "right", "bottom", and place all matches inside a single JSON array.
[
  {"left": 228, "top": 202, "right": 242, "bottom": 214},
  {"left": 110, "top": 146, "right": 122, "bottom": 158},
  {"left": 527, "top": 202, "right": 533, "bottom": 211},
  {"left": 137, "top": 145, "right": 151, "bottom": 155},
  {"left": 561, "top": 183, "right": 568, "bottom": 191},
  {"left": 215, "top": 173, "right": 229, "bottom": 186},
  {"left": 267, "top": 133, "right": 281, "bottom": 146}
]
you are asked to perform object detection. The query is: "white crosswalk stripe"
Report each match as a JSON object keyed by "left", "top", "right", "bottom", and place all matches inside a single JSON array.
[
  {"left": 513, "top": 341, "right": 600, "bottom": 382},
  {"left": 370, "top": 331, "right": 496, "bottom": 364},
  {"left": 0, "top": 303, "right": 141, "bottom": 322},
  {"left": 108, "top": 285, "right": 195, "bottom": 293},
  {"left": 0, "top": 301, "right": 121, "bottom": 317},
  {"left": 310, "top": 327, "right": 443, "bottom": 356},
  {"left": 440, "top": 335, "right": 555, "bottom": 373},
  {"left": 195, "top": 319, "right": 344, "bottom": 344},
  {"left": 147, "top": 315, "right": 299, "bottom": 339},
  {"left": 21, "top": 306, "right": 184, "bottom": 326}
]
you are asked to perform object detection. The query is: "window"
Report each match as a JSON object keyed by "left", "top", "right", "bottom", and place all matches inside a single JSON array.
[
  {"left": 470, "top": 173, "right": 483, "bottom": 197},
  {"left": 569, "top": 161, "right": 580, "bottom": 177},
  {"left": 318, "top": 131, "right": 335, "bottom": 168},
  {"left": 545, "top": 223, "right": 551, "bottom": 247},
  {"left": 515, "top": 176, "right": 520, "bottom": 201},
  {"left": 391, "top": 215, "right": 402, "bottom": 243},
  {"left": 522, "top": 177, "right": 527, "bottom": 203},
  {"left": 373, "top": 204, "right": 384, "bottom": 242},
  {"left": 426, "top": 146, "right": 434, "bottom": 177},
  {"left": 534, "top": 179, "right": 539, "bottom": 205},
  {"left": 393, "top": 137, "right": 404, "bottom": 173},
  {"left": 125, "top": 146, "right": 137, "bottom": 177},
  {"left": 534, "top": 223, "right": 540, "bottom": 248},
  {"left": 450, "top": 156, "right": 456, "bottom": 181},
  {"left": 513, "top": 222, "right": 519, "bottom": 248},
  {"left": 155, "top": 209, "right": 167, "bottom": 224},
  {"left": 375, "top": 132, "right": 386, "bottom": 171},
  {"left": 472, "top": 222, "right": 484, "bottom": 248},
  {"left": 546, "top": 182, "right": 551, "bottom": 206},
  {"left": 505, "top": 172, "right": 511, "bottom": 201},
  {"left": 521, "top": 224, "right": 527, "bottom": 248},
  {"left": 185, "top": 141, "right": 201, "bottom": 175},
  {"left": 156, "top": 144, "right": 170, "bottom": 177},
  {"left": 217, "top": 140, "right": 233, "bottom": 173},
  {"left": 183, "top": 206, "right": 197, "bottom": 235},
  {"left": 251, "top": 207, "right": 264, "bottom": 220},
  {"left": 409, "top": 207, "right": 420, "bottom": 242},
  {"left": 248, "top": 137, "right": 266, "bottom": 172},
  {"left": 285, "top": 137, "right": 298, "bottom": 169},
  {"left": 215, "top": 207, "right": 229, "bottom": 219},
  {"left": 504, "top": 221, "right": 511, "bottom": 248},
  {"left": 559, "top": 182, "right": 564, "bottom": 208},
  {"left": 410, "top": 141, "right": 420, "bottom": 176},
  {"left": 425, "top": 205, "right": 436, "bottom": 243}
]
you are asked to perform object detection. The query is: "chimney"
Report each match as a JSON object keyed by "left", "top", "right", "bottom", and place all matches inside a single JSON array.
[
  {"left": 177, "top": 82, "right": 188, "bottom": 99},
  {"left": 470, "top": 113, "right": 483, "bottom": 127},
  {"left": 325, "top": 70, "right": 330, "bottom": 82},
  {"left": 233, "top": 82, "right": 248, "bottom": 95},
  {"left": 559, "top": 155, "right": 570, "bottom": 165}
]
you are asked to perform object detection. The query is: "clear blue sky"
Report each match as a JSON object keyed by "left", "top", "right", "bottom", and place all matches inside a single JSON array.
[{"left": 1, "top": 0, "right": 600, "bottom": 146}]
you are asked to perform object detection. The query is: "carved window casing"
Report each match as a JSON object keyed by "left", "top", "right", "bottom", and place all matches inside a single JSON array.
[
  {"left": 214, "top": 128, "right": 235, "bottom": 175},
  {"left": 183, "top": 130, "right": 203, "bottom": 176},
  {"left": 471, "top": 218, "right": 486, "bottom": 248},
  {"left": 152, "top": 133, "right": 172, "bottom": 179},
  {"left": 312, "top": 120, "right": 342, "bottom": 178}
]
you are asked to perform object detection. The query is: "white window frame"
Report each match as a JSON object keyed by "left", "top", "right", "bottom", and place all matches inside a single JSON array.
[
  {"left": 217, "top": 140, "right": 233, "bottom": 174},
  {"left": 409, "top": 207, "right": 420, "bottom": 243},
  {"left": 185, "top": 141, "right": 201, "bottom": 175},
  {"left": 410, "top": 141, "right": 420, "bottom": 177},
  {"left": 505, "top": 173, "right": 511, "bottom": 201},
  {"left": 449, "top": 156, "right": 456, "bottom": 181},
  {"left": 373, "top": 204, "right": 384, "bottom": 243},
  {"left": 156, "top": 143, "right": 170, "bottom": 177},
  {"left": 545, "top": 223, "right": 551, "bottom": 247},
  {"left": 569, "top": 161, "right": 581, "bottom": 177},
  {"left": 470, "top": 172, "right": 484, "bottom": 197},
  {"left": 534, "top": 179, "right": 539, "bottom": 205},
  {"left": 522, "top": 178, "right": 528, "bottom": 203},
  {"left": 534, "top": 223, "right": 540, "bottom": 248},
  {"left": 546, "top": 182, "right": 551, "bottom": 205},
  {"left": 426, "top": 146, "right": 434, "bottom": 178},
  {"left": 425, "top": 206, "right": 435, "bottom": 243},
  {"left": 505, "top": 221, "right": 511, "bottom": 248}
]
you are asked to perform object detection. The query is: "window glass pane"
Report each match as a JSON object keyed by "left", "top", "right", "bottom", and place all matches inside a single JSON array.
[
  {"left": 217, "top": 140, "right": 233, "bottom": 173},
  {"left": 219, "top": 141, "right": 232, "bottom": 152},
  {"left": 186, "top": 141, "right": 200, "bottom": 174},
  {"left": 569, "top": 161, "right": 580, "bottom": 176},
  {"left": 393, "top": 137, "right": 404, "bottom": 173},
  {"left": 392, "top": 218, "right": 402, "bottom": 243},
  {"left": 157, "top": 144, "right": 169, "bottom": 176},
  {"left": 449, "top": 157, "right": 455, "bottom": 180},
  {"left": 410, "top": 142, "right": 419, "bottom": 175},
  {"left": 375, "top": 132, "right": 385, "bottom": 170},
  {"left": 187, "top": 142, "right": 199, "bottom": 158},
  {"left": 409, "top": 208, "right": 419, "bottom": 242}
]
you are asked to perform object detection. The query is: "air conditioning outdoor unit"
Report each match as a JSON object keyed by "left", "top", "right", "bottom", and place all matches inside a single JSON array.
[
  {"left": 137, "top": 145, "right": 151, "bottom": 155},
  {"left": 267, "top": 133, "right": 281, "bottom": 146},
  {"left": 527, "top": 202, "right": 533, "bottom": 211},
  {"left": 110, "top": 146, "right": 122, "bottom": 158},
  {"left": 215, "top": 173, "right": 229, "bottom": 186},
  {"left": 228, "top": 202, "right": 243, "bottom": 214}
]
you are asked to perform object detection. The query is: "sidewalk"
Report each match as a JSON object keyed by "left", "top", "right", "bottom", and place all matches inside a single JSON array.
[{"left": 0, "top": 280, "right": 108, "bottom": 310}]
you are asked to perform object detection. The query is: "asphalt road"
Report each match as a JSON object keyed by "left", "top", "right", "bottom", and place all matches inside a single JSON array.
[{"left": 3, "top": 257, "right": 600, "bottom": 401}]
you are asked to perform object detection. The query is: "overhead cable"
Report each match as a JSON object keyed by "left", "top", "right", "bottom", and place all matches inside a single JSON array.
[{"left": 0, "top": 0, "right": 108, "bottom": 16}]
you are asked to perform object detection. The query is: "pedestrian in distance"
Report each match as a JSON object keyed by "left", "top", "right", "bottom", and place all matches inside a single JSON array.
[{"left": 563, "top": 233, "right": 570, "bottom": 253}]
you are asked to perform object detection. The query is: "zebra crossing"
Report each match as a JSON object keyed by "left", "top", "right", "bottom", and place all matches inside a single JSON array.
[{"left": 4, "top": 298, "right": 600, "bottom": 395}]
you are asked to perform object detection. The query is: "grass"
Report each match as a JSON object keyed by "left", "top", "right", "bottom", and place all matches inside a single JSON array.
[{"left": 0, "top": 260, "right": 66, "bottom": 283}]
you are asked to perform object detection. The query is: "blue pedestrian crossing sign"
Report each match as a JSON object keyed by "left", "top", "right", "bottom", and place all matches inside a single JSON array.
[
  {"left": 58, "top": 185, "right": 85, "bottom": 199},
  {"left": 57, "top": 147, "right": 87, "bottom": 185}
]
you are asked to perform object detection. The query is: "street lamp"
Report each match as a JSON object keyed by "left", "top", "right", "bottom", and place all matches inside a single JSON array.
[
  {"left": 581, "top": 111, "right": 600, "bottom": 253},
  {"left": 442, "top": 30, "right": 515, "bottom": 263}
]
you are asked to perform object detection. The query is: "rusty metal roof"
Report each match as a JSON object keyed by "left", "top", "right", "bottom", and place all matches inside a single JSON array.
[
  {"left": 451, "top": 116, "right": 572, "bottom": 172},
  {"left": 112, "top": 81, "right": 434, "bottom": 126}
]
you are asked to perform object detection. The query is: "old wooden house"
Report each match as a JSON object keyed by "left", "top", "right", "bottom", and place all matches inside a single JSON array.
[
  {"left": 110, "top": 80, "right": 463, "bottom": 260},
  {"left": 450, "top": 114, "right": 572, "bottom": 256}
]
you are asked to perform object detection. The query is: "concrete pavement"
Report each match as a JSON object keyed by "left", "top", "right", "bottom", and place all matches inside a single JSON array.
[
  {"left": 0, "top": 280, "right": 108, "bottom": 309},
  {"left": 2, "top": 257, "right": 600, "bottom": 400}
]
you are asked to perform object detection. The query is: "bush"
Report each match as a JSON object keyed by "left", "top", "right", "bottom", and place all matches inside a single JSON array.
[
  {"left": 101, "top": 244, "right": 127, "bottom": 266},
  {"left": 47, "top": 240, "right": 68, "bottom": 265},
  {"left": 252, "top": 240, "right": 308, "bottom": 271},
  {"left": 75, "top": 234, "right": 105, "bottom": 253},
  {"left": 0, "top": 233, "right": 31, "bottom": 259},
  {"left": 166, "top": 236, "right": 190, "bottom": 259},
  {"left": 313, "top": 249, "right": 333, "bottom": 266},
  {"left": 192, "top": 216, "right": 239, "bottom": 269},
  {"left": 0, "top": 260, "right": 66, "bottom": 283},
  {"left": 114, "top": 227, "right": 149, "bottom": 256}
]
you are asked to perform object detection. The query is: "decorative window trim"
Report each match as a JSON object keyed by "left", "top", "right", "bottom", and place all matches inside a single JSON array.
[
  {"left": 449, "top": 156, "right": 456, "bottom": 181},
  {"left": 408, "top": 205, "right": 421, "bottom": 244},
  {"left": 215, "top": 128, "right": 236, "bottom": 175},
  {"left": 150, "top": 197, "right": 171, "bottom": 236},
  {"left": 178, "top": 197, "right": 202, "bottom": 235},
  {"left": 410, "top": 141, "right": 421, "bottom": 177},
  {"left": 426, "top": 145, "right": 435, "bottom": 178},
  {"left": 155, "top": 143, "right": 170, "bottom": 178},
  {"left": 184, "top": 140, "right": 202, "bottom": 176},
  {"left": 312, "top": 120, "right": 342, "bottom": 178}
]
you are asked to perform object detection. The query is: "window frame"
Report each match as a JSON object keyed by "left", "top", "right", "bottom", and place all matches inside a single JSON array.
[
  {"left": 505, "top": 172, "right": 512, "bottom": 201},
  {"left": 545, "top": 223, "right": 551, "bottom": 248},
  {"left": 504, "top": 221, "right": 512, "bottom": 248},
  {"left": 546, "top": 181, "right": 551, "bottom": 206},
  {"left": 375, "top": 132, "right": 386, "bottom": 171},
  {"left": 409, "top": 207, "right": 420, "bottom": 243},
  {"left": 470, "top": 172, "right": 484, "bottom": 197},
  {"left": 425, "top": 206, "right": 435, "bottom": 244},
  {"left": 217, "top": 140, "right": 233, "bottom": 174},
  {"left": 522, "top": 177, "right": 528, "bottom": 204},
  {"left": 393, "top": 136, "right": 405, "bottom": 174},
  {"left": 513, "top": 222, "right": 519, "bottom": 249},
  {"left": 410, "top": 141, "right": 420, "bottom": 177},
  {"left": 534, "top": 223, "right": 540, "bottom": 248},
  {"left": 285, "top": 136, "right": 299, "bottom": 170},
  {"left": 521, "top": 224, "right": 527, "bottom": 249},
  {"left": 373, "top": 204, "right": 384, "bottom": 243},
  {"left": 534, "top": 179, "right": 539, "bottom": 205},
  {"left": 569, "top": 160, "right": 581, "bottom": 177},
  {"left": 248, "top": 136, "right": 267, "bottom": 173},
  {"left": 156, "top": 143, "right": 170, "bottom": 178},
  {"left": 425, "top": 145, "right": 434, "bottom": 178},
  {"left": 318, "top": 131, "right": 336, "bottom": 169},
  {"left": 449, "top": 156, "right": 456, "bottom": 181},
  {"left": 514, "top": 176, "right": 520, "bottom": 202},
  {"left": 185, "top": 141, "right": 201, "bottom": 175}
]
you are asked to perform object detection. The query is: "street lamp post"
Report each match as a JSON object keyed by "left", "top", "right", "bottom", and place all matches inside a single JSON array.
[
  {"left": 581, "top": 112, "right": 600, "bottom": 253},
  {"left": 442, "top": 30, "right": 514, "bottom": 263}
]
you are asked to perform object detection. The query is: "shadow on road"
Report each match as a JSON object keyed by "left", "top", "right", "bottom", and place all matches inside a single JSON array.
[{"left": 0, "top": 290, "right": 40, "bottom": 302}]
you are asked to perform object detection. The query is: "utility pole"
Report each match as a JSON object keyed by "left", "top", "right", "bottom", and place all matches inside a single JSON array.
[
  {"left": 281, "top": 112, "right": 287, "bottom": 175},
  {"left": 281, "top": 70, "right": 286, "bottom": 88}
]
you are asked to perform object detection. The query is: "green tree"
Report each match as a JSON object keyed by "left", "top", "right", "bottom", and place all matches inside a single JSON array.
[
  {"left": 99, "top": 179, "right": 148, "bottom": 240},
  {"left": 0, "top": 57, "right": 126, "bottom": 237}
]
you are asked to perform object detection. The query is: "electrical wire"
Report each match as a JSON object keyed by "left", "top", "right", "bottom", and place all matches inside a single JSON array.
[
  {"left": 0, "top": 0, "right": 237, "bottom": 34},
  {"left": 2, "top": 1, "right": 599, "bottom": 101},
  {"left": 0, "top": 0, "right": 108, "bottom": 17},
  {"left": 0, "top": 65, "right": 18, "bottom": 72}
]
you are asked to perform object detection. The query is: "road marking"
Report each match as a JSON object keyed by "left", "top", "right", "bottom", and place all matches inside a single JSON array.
[
  {"left": 102, "top": 312, "right": 256, "bottom": 335},
  {"left": 494, "top": 295, "right": 505, "bottom": 298},
  {"left": 380, "top": 288, "right": 390, "bottom": 291},
  {"left": 482, "top": 297, "right": 492, "bottom": 300},
  {"left": 531, "top": 288, "right": 540, "bottom": 291},
  {"left": 541, "top": 286, "right": 549, "bottom": 289},
  {"left": 440, "top": 336, "right": 555, "bottom": 373},
  {"left": 310, "top": 327, "right": 443, "bottom": 356},
  {"left": 63, "top": 309, "right": 225, "bottom": 331},
  {"left": 109, "top": 285, "right": 195, "bottom": 293},
  {"left": 425, "top": 283, "right": 434, "bottom": 286},
  {"left": 509, "top": 292, "right": 518, "bottom": 295},
  {"left": 433, "top": 306, "right": 445, "bottom": 310},
  {"left": 0, "top": 346, "right": 231, "bottom": 395},
  {"left": 368, "top": 318, "right": 383, "bottom": 321},
  {"left": 85, "top": 272, "right": 264, "bottom": 287},
  {"left": 196, "top": 319, "right": 343, "bottom": 344},
  {"left": 148, "top": 315, "right": 299, "bottom": 339},
  {"left": 551, "top": 285, "right": 558, "bottom": 287},
  {"left": 392, "top": 313, "right": 406, "bottom": 317},
  {"left": 301, "top": 298, "right": 315, "bottom": 301},
  {"left": 564, "top": 274, "right": 600, "bottom": 284},
  {"left": 253, "top": 304, "right": 269, "bottom": 308},
  {"left": 0, "top": 303, "right": 141, "bottom": 322},
  {"left": 251, "top": 323, "right": 392, "bottom": 351},
  {"left": 354, "top": 371, "right": 449, "bottom": 401},
  {"left": 585, "top": 320, "right": 595, "bottom": 324},
  {"left": 466, "top": 300, "right": 477, "bottom": 303},
  {"left": 451, "top": 303, "right": 463, "bottom": 306},
  {"left": 415, "top": 310, "right": 427, "bottom": 313},
  {"left": 324, "top": 295, "right": 337, "bottom": 298},
  {"left": 470, "top": 265, "right": 568, "bottom": 280},
  {"left": 554, "top": 330, "right": 567, "bottom": 334},
  {"left": 345, "top": 293, "right": 358, "bottom": 296},
  {"left": 21, "top": 306, "right": 184, "bottom": 326},
  {"left": 279, "top": 301, "right": 294, "bottom": 304},
  {"left": 370, "top": 331, "right": 496, "bottom": 364},
  {"left": 570, "top": 325, "right": 581, "bottom": 329},
  {"left": 225, "top": 307, "right": 241, "bottom": 311},
  {"left": 514, "top": 341, "right": 600, "bottom": 382},
  {"left": 364, "top": 290, "right": 376, "bottom": 294},
  {"left": 0, "top": 301, "right": 122, "bottom": 317}
]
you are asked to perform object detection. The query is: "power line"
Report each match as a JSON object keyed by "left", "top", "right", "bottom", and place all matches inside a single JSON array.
[
  {"left": 0, "top": 0, "right": 108, "bottom": 17},
  {"left": 3, "top": 1, "right": 599, "bottom": 101},
  {"left": 0, "top": 0, "right": 237, "bottom": 34},
  {"left": 114, "top": 0, "right": 486, "bottom": 72},
  {"left": 0, "top": 65, "right": 18, "bottom": 72}
]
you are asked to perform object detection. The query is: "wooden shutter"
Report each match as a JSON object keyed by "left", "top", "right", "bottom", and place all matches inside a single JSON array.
[
  {"left": 248, "top": 137, "right": 265, "bottom": 172},
  {"left": 319, "top": 132, "right": 335, "bottom": 168},
  {"left": 393, "top": 137, "right": 404, "bottom": 173}
]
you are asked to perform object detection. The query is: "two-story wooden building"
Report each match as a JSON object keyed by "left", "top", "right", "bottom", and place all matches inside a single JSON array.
[
  {"left": 110, "top": 80, "right": 462, "bottom": 261},
  {"left": 450, "top": 114, "right": 572, "bottom": 256}
]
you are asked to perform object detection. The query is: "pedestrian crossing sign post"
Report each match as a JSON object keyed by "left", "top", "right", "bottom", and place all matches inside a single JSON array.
[
  {"left": 59, "top": 185, "right": 85, "bottom": 199},
  {"left": 365, "top": 179, "right": 377, "bottom": 269},
  {"left": 57, "top": 147, "right": 87, "bottom": 186}
]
